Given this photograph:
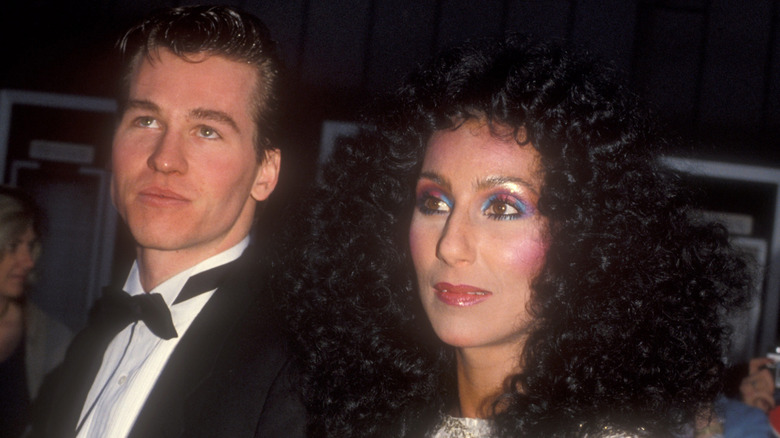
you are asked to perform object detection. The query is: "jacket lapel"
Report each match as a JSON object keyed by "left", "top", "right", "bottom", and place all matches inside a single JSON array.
[
  {"left": 127, "top": 247, "right": 262, "bottom": 437},
  {"left": 29, "top": 284, "right": 135, "bottom": 437}
]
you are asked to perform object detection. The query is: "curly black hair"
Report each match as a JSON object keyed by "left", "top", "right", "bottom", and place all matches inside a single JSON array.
[{"left": 275, "top": 35, "right": 754, "bottom": 437}]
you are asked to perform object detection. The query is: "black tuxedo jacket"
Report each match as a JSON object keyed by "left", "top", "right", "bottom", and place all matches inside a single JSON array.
[{"left": 28, "top": 246, "right": 305, "bottom": 438}]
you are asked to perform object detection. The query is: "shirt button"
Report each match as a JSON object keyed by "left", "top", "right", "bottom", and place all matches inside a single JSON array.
[{"left": 118, "top": 375, "right": 127, "bottom": 385}]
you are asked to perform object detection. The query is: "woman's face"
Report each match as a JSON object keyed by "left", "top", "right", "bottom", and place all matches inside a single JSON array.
[
  {"left": 409, "top": 119, "right": 548, "bottom": 352},
  {"left": 0, "top": 226, "right": 37, "bottom": 300}
]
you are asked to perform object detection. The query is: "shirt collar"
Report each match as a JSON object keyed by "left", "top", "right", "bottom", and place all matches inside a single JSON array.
[{"left": 122, "top": 236, "right": 250, "bottom": 306}]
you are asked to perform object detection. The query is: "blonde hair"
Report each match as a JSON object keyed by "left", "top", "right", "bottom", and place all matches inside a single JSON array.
[{"left": 0, "top": 186, "right": 42, "bottom": 262}]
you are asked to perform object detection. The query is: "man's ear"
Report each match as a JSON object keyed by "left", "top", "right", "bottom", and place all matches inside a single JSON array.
[{"left": 251, "top": 148, "right": 280, "bottom": 202}]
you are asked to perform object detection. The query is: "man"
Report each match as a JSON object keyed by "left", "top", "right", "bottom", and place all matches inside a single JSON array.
[{"left": 29, "top": 6, "right": 305, "bottom": 437}]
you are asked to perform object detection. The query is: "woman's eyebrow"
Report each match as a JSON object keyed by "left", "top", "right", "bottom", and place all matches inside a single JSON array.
[
  {"left": 476, "top": 175, "right": 539, "bottom": 195},
  {"left": 418, "top": 171, "right": 451, "bottom": 190}
]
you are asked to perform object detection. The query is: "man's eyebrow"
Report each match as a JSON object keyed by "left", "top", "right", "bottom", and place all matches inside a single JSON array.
[
  {"left": 189, "top": 108, "right": 240, "bottom": 133},
  {"left": 124, "top": 99, "right": 160, "bottom": 113}
]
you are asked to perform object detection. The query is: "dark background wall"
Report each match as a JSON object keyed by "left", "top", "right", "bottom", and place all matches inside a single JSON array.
[
  {"left": 0, "top": 0, "right": 777, "bottom": 168},
  {"left": 2, "top": 0, "right": 779, "bottom": 353}
]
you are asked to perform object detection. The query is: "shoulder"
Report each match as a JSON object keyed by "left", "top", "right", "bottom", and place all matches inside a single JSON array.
[
  {"left": 720, "top": 397, "right": 770, "bottom": 438},
  {"left": 206, "top": 249, "right": 298, "bottom": 377},
  {"left": 180, "top": 302, "right": 305, "bottom": 437}
]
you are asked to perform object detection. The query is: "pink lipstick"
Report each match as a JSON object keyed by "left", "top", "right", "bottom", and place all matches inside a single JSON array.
[{"left": 434, "top": 282, "right": 492, "bottom": 307}]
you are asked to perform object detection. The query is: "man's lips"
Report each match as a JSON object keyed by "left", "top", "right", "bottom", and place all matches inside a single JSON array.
[
  {"left": 433, "top": 282, "right": 492, "bottom": 307},
  {"left": 138, "top": 187, "right": 189, "bottom": 204}
]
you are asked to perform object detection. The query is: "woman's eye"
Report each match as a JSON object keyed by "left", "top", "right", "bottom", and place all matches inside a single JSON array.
[
  {"left": 483, "top": 195, "right": 527, "bottom": 220},
  {"left": 486, "top": 201, "right": 517, "bottom": 216},
  {"left": 198, "top": 126, "right": 220, "bottom": 139},
  {"left": 417, "top": 194, "right": 451, "bottom": 215}
]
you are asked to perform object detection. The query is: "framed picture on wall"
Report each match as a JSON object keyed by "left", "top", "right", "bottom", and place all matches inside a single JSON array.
[
  {"left": 663, "top": 156, "right": 780, "bottom": 361},
  {"left": 0, "top": 89, "right": 117, "bottom": 332}
]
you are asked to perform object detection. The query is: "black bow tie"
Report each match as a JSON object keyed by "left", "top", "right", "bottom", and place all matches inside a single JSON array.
[
  {"left": 109, "top": 292, "right": 178, "bottom": 339},
  {"left": 97, "top": 260, "right": 238, "bottom": 340}
]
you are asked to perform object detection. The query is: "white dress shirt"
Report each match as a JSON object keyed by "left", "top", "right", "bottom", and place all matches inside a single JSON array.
[{"left": 75, "top": 237, "right": 249, "bottom": 438}]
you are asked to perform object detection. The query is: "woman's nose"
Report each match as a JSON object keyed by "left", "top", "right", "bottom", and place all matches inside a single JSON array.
[{"left": 436, "top": 210, "right": 476, "bottom": 266}]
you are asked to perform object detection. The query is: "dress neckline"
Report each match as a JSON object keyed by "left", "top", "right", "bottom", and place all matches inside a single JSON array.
[{"left": 429, "top": 414, "right": 493, "bottom": 438}]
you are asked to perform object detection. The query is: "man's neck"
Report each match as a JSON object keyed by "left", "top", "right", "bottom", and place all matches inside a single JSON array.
[{"left": 135, "top": 238, "right": 249, "bottom": 291}]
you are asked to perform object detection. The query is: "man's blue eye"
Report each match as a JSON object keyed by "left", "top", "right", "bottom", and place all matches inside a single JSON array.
[
  {"left": 198, "top": 126, "right": 220, "bottom": 139},
  {"left": 135, "top": 117, "right": 159, "bottom": 128}
]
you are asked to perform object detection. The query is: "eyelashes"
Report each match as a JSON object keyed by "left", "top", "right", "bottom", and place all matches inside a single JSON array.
[
  {"left": 133, "top": 116, "right": 160, "bottom": 129},
  {"left": 415, "top": 189, "right": 533, "bottom": 220},
  {"left": 416, "top": 190, "right": 452, "bottom": 215},
  {"left": 481, "top": 193, "right": 531, "bottom": 220}
]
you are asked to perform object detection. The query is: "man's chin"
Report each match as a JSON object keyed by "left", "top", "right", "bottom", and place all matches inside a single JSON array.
[{"left": 130, "top": 231, "right": 191, "bottom": 252}]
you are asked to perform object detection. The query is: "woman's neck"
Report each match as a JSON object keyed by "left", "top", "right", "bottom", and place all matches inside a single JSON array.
[
  {"left": 0, "top": 297, "right": 24, "bottom": 362},
  {"left": 0, "top": 296, "right": 12, "bottom": 319},
  {"left": 455, "top": 343, "right": 522, "bottom": 419}
]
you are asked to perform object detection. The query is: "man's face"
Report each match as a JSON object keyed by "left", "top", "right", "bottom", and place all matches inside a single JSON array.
[{"left": 111, "top": 49, "right": 279, "bottom": 263}]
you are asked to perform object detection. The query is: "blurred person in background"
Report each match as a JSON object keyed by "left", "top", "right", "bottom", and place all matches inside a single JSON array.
[{"left": 0, "top": 185, "right": 57, "bottom": 437}]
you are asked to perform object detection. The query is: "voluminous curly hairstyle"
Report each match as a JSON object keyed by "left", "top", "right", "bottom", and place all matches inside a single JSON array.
[{"left": 276, "top": 35, "right": 753, "bottom": 437}]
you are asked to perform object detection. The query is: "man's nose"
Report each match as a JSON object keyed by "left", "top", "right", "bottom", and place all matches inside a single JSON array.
[{"left": 147, "top": 130, "right": 188, "bottom": 174}]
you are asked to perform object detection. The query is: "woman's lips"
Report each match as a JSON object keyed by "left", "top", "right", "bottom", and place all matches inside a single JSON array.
[{"left": 433, "top": 282, "right": 492, "bottom": 307}]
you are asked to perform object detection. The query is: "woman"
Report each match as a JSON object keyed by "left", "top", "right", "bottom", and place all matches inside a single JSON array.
[
  {"left": 0, "top": 186, "right": 43, "bottom": 437},
  {"left": 278, "top": 35, "right": 753, "bottom": 437}
]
